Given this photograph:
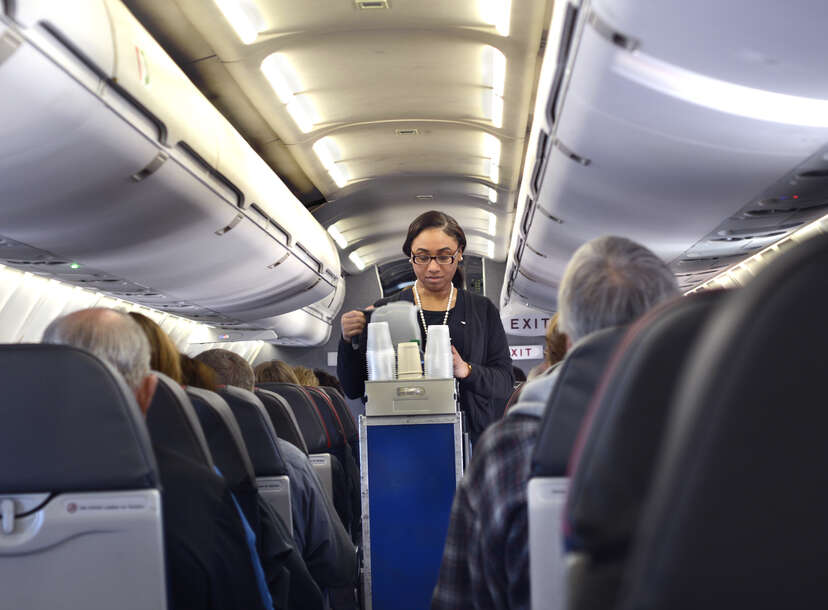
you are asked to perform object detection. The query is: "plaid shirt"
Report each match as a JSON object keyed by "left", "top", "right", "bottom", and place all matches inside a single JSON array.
[{"left": 431, "top": 413, "right": 541, "bottom": 610}]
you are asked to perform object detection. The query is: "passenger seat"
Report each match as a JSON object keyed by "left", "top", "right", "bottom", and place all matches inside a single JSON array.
[
  {"left": 526, "top": 326, "right": 626, "bottom": 610},
  {"left": 620, "top": 233, "right": 828, "bottom": 609},
  {"left": 0, "top": 344, "right": 166, "bottom": 610},
  {"left": 563, "top": 291, "right": 724, "bottom": 610}
]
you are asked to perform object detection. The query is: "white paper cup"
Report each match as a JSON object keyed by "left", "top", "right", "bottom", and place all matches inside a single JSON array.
[{"left": 397, "top": 341, "right": 423, "bottom": 380}]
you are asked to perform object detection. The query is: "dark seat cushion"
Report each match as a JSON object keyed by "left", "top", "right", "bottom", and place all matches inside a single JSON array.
[
  {"left": 146, "top": 372, "right": 214, "bottom": 470},
  {"left": 530, "top": 326, "right": 627, "bottom": 478},
  {"left": 0, "top": 344, "right": 157, "bottom": 493},
  {"left": 563, "top": 292, "right": 724, "bottom": 610},
  {"left": 255, "top": 388, "right": 309, "bottom": 454},
  {"left": 257, "top": 383, "right": 329, "bottom": 453},
  {"left": 218, "top": 386, "right": 287, "bottom": 477},
  {"left": 620, "top": 233, "right": 828, "bottom": 610}
]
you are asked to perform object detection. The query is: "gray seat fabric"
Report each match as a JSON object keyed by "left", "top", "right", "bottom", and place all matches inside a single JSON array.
[
  {"left": 256, "top": 388, "right": 310, "bottom": 454},
  {"left": 0, "top": 344, "right": 158, "bottom": 493},
  {"left": 258, "top": 382, "right": 330, "bottom": 453},
  {"left": 620, "top": 233, "right": 828, "bottom": 610},
  {"left": 530, "top": 326, "right": 628, "bottom": 478},
  {"left": 218, "top": 386, "right": 288, "bottom": 477},
  {"left": 0, "top": 344, "right": 166, "bottom": 610},
  {"left": 563, "top": 291, "right": 724, "bottom": 610},
  {"left": 146, "top": 372, "right": 214, "bottom": 470}
]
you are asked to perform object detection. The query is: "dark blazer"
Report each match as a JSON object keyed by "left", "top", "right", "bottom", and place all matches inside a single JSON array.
[
  {"left": 154, "top": 445, "right": 269, "bottom": 610},
  {"left": 337, "top": 287, "right": 514, "bottom": 441}
]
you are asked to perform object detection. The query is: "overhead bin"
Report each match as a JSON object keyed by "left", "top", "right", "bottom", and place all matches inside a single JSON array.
[
  {"left": 0, "top": 1, "right": 339, "bottom": 328},
  {"left": 504, "top": 0, "right": 828, "bottom": 307}
]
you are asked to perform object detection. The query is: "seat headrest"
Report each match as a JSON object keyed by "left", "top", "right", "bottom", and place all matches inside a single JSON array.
[
  {"left": 255, "top": 388, "right": 309, "bottom": 454},
  {"left": 318, "top": 386, "right": 357, "bottom": 442},
  {"left": 146, "top": 372, "right": 214, "bottom": 470},
  {"left": 258, "top": 382, "right": 330, "bottom": 453},
  {"left": 531, "top": 326, "right": 627, "bottom": 478},
  {"left": 305, "top": 386, "right": 347, "bottom": 448},
  {"left": 565, "top": 292, "right": 725, "bottom": 557},
  {"left": 218, "top": 386, "right": 287, "bottom": 477},
  {"left": 0, "top": 344, "right": 157, "bottom": 493},
  {"left": 187, "top": 387, "right": 256, "bottom": 487},
  {"left": 620, "top": 233, "right": 828, "bottom": 609}
]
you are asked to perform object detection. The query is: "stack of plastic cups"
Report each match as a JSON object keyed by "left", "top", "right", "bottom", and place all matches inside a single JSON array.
[
  {"left": 366, "top": 321, "right": 395, "bottom": 381},
  {"left": 425, "top": 325, "right": 453, "bottom": 379}
]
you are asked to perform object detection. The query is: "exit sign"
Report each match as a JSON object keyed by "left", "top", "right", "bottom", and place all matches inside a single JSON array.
[{"left": 509, "top": 345, "right": 543, "bottom": 360}]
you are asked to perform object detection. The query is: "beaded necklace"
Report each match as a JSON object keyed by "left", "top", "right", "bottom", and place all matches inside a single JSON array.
[{"left": 412, "top": 280, "right": 454, "bottom": 340}]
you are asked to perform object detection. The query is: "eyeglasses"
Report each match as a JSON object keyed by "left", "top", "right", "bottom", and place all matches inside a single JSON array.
[{"left": 410, "top": 249, "right": 460, "bottom": 266}]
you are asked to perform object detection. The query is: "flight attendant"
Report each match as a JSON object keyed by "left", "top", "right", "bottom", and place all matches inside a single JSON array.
[{"left": 337, "top": 210, "right": 514, "bottom": 442}]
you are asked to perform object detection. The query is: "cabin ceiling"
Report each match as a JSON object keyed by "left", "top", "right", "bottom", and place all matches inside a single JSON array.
[{"left": 123, "top": 0, "right": 553, "bottom": 273}]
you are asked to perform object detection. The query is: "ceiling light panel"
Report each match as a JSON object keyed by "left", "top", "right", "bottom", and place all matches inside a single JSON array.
[
  {"left": 479, "top": 0, "right": 512, "bottom": 37},
  {"left": 488, "top": 187, "right": 498, "bottom": 203},
  {"left": 349, "top": 251, "right": 367, "bottom": 271},
  {"left": 483, "top": 133, "right": 502, "bottom": 183},
  {"left": 327, "top": 225, "right": 348, "bottom": 249},
  {"left": 482, "top": 46, "right": 507, "bottom": 128},
  {"left": 261, "top": 53, "right": 317, "bottom": 133},
  {"left": 214, "top": 0, "right": 264, "bottom": 44},
  {"left": 313, "top": 137, "right": 349, "bottom": 188}
]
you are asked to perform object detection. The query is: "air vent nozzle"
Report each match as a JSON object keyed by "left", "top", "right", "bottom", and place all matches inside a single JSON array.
[{"left": 395, "top": 128, "right": 419, "bottom": 136}]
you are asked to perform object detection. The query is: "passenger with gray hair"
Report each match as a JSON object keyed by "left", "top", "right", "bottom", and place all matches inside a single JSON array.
[
  {"left": 43, "top": 309, "right": 270, "bottom": 610},
  {"left": 195, "top": 348, "right": 359, "bottom": 591},
  {"left": 433, "top": 236, "right": 679, "bottom": 610}
]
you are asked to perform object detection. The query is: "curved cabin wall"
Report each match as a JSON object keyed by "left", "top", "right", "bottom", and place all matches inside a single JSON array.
[{"left": 0, "top": 1, "right": 342, "bottom": 342}]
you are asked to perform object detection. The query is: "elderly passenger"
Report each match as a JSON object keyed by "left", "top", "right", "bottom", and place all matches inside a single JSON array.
[
  {"left": 43, "top": 309, "right": 269, "bottom": 610},
  {"left": 432, "top": 236, "right": 679, "bottom": 610}
]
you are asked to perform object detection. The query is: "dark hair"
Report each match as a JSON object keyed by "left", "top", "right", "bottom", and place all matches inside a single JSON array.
[
  {"left": 180, "top": 354, "right": 218, "bottom": 391},
  {"left": 402, "top": 210, "right": 467, "bottom": 289},
  {"left": 314, "top": 369, "right": 345, "bottom": 396}
]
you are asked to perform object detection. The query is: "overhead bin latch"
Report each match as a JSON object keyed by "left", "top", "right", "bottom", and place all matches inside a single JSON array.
[
  {"left": 0, "top": 30, "right": 22, "bottom": 67},
  {"left": 1, "top": 498, "right": 15, "bottom": 535},
  {"left": 131, "top": 152, "right": 169, "bottom": 182},
  {"left": 215, "top": 213, "right": 244, "bottom": 236}
]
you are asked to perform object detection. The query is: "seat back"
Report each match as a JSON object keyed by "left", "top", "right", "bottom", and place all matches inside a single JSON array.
[
  {"left": 562, "top": 292, "right": 723, "bottom": 610},
  {"left": 0, "top": 344, "right": 166, "bottom": 610},
  {"left": 257, "top": 382, "right": 339, "bottom": 505},
  {"left": 255, "top": 388, "right": 309, "bottom": 454},
  {"left": 319, "top": 386, "right": 357, "bottom": 445},
  {"left": 146, "top": 372, "right": 214, "bottom": 470},
  {"left": 527, "top": 326, "right": 626, "bottom": 610},
  {"left": 218, "top": 386, "right": 292, "bottom": 533},
  {"left": 620, "top": 234, "right": 828, "bottom": 609},
  {"left": 305, "top": 386, "right": 347, "bottom": 450},
  {"left": 258, "top": 382, "right": 330, "bottom": 452},
  {"left": 187, "top": 387, "right": 258, "bottom": 526}
]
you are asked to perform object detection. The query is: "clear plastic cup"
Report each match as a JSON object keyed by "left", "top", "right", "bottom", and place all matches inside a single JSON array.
[
  {"left": 397, "top": 341, "right": 423, "bottom": 380},
  {"left": 366, "top": 321, "right": 393, "bottom": 351},
  {"left": 367, "top": 349, "right": 395, "bottom": 381},
  {"left": 425, "top": 325, "right": 453, "bottom": 378}
]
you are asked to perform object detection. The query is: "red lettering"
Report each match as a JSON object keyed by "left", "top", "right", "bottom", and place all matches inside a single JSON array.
[{"left": 511, "top": 348, "right": 518, "bottom": 357}]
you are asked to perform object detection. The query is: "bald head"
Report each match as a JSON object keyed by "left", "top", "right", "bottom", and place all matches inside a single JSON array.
[{"left": 42, "top": 308, "right": 157, "bottom": 411}]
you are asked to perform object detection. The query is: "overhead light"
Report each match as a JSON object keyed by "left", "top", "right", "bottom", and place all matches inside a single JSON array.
[
  {"left": 479, "top": 0, "right": 511, "bottom": 37},
  {"left": 483, "top": 133, "right": 501, "bottom": 183},
  {"left": 261, "top": 53, "right": 317, "bottom": 132},
  {"left": 416, "top": 194, "right": 434, "bottom": 200},
  {"left": 214, "top": 0, "right": 264, "bottom": 45},
  {"left": 327, "top": 164, "right": 348, "bottom": 188},
  {"left": 260, "top": 55, "right": 295, "bottom": 103},
  {"left": 487, "top": 240, "right": 495, "bottom": 258},
  {"left": 349, "top": 251, "right": 367, "bottom": 271},
  {"left": 313, "top": 137, "right": 349, "bottom": 187},
  {"left": 488, "top": 187, "right": 498, "bottom": 203},
  {"left": 613, "top": 50, "right": 828, "bottom": 128},
  {"left": 286, "top": 98, "right": 314, "bottom": 133},
  {"left": 327, "top": 225, "right": 348, "bottom": 249},
  {"left": 490, "top": 94, "right": 504, "bottom": 128},
  {"left": 488, "top": 212, "right": 497, "bottom": 236},
  {"left": 483, "top": 46, "right": 507, "bottom": 127}
]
